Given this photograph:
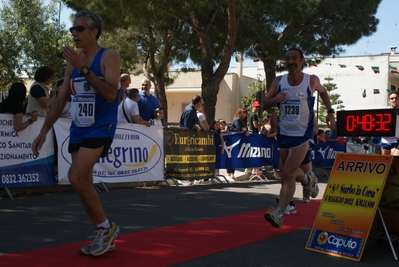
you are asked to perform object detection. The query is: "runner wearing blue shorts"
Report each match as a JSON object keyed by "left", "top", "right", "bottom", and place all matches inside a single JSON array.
[{"left": 262, "top": 48, "right": 335, "bottom": 228}]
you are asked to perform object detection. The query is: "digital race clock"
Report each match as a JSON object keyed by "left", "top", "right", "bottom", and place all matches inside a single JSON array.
[{"left": 336, "top": 109, "right": 399, "bottom": 137}]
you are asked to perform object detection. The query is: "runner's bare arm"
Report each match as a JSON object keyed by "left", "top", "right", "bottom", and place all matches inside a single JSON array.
[
  {"left": 262, "top": 76, "right": 284, "bottom": 110},
  {"left": 32, "top": 65, "right": 73, "bottom": 156},
  {"left": 62, "top": 46, "right": 120, "bottom": 103},
  {"left": 88, "top": 49, "right": 120, "bottom": 103}
]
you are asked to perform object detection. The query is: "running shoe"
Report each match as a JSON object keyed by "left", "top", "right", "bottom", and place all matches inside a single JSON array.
[
  {"left": 284, "top": 204, "right": 297, "bottom": 215},
  {"left": 311, "top": 175, "right": 319, "bottom": 198},
  {"left": 81, "top": 222, "right": 120, "bottom": 256},
  {"left": 302, "top": 171, "right": 315, "bottom": 200},
  {"left": 302, "top": 197, "right": 310, "bottom": 203},
  {"left": 264, "top": 210, "right": 284, "bottom": 228},
  {"left": 79, "top": 242, "right": 115, "bottom": 256}
]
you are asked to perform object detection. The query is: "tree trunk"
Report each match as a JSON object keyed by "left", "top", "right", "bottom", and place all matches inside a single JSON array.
[
  {"left": 153, "top": 77, "right": 168, "bottom": 123},
  {"left": 263, "top": 58, "right": 277, "bottom": 93},
  {"left": 197, "top": 1, "right": 238, "bottom": 123}
]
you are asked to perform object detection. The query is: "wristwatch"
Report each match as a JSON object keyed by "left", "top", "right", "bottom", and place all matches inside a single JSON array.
[
  {"left": 80, "top": 66, "right": 90, "bottom": 76},
  {"left": 327, "top": 108, "right": 335, "bottom": 114}
]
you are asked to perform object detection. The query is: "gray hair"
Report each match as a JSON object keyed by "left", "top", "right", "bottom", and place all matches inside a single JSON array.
[{"left": 74, "top": 10, "right": 103, "bottom": 39}]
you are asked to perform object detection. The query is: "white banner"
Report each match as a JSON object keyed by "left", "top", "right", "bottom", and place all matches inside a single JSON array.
[
  {"left": 53, "top": 118, "right": 164, "bottom": 184},
  {"left": 0, "top": 114, "right": 56, "bottom": 187}
]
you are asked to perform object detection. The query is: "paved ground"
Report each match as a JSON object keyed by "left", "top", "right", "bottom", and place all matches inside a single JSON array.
[{"left": 1, "top": 170, "right": 398, "bottom": 266}]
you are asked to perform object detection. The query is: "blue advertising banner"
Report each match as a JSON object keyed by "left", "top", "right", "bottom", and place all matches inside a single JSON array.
[
  {"left": 215, "top": 133, "right": 275, "bottom": 169},
  {"left": 0, "top": 114, "right": 56, "bottom": 188},
  {"left": 313, "top": 141, "right": 347, "bottom": 168}
]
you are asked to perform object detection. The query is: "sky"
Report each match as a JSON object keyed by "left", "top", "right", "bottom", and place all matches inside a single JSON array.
[
  {"left": 58, "top": 0, "right": 399, "bottom": 66},
  {"left": 232, "top": 0, "right": 399, "bottom": 67},
  {"left": 340, "top": 0, "right": 399, "bottom": 56}
]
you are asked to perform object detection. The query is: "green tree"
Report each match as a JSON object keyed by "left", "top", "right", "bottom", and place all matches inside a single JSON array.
[
  {"left": 63, "top": 0, "right": 242, "bottom": 123},
  {"left": 63, "top": 0, "right": 193, "bottom": 122},
  {"left": 235, "top": 0, "right": 381, "bottom": 91},
  {"left": 62, "top": 0, "right": 380, "bottom": 124},
  {"left": 241, "top": 78, "right": 267, "bottom": 118},
  {"left": 0, "top": 0, "right": 70, "bottom": 91},
  {"left": 142, "top": 0, "right": 241, "bottom": 124},
  {"left": 317, "top": 76, "right": 345, "bottom": 123}
]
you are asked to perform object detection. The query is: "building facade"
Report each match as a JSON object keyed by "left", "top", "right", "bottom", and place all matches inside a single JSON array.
[
  {"left": 234, "top": 48, "right": 399, "bottom": 112},
  {"left": 130, "top": 49, "right": 399, "bottom": 124}
]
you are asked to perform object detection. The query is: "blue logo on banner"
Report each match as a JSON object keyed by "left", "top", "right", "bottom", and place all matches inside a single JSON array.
[{"left": 307, "top": 229, "right": 363, "bottom": 259}]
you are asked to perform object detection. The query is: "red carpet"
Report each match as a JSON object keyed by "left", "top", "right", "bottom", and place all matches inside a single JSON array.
[{"left": 2, "top": 201, "right": 320, "bottom": 267}]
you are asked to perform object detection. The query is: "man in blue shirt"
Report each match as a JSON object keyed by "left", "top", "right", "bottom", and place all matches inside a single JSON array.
[
  {"left": 137, "top": 78, "right": 160, "bottom": 121},
  {"left": 179, "top": 95, "right": 203, "bottom": 131}
]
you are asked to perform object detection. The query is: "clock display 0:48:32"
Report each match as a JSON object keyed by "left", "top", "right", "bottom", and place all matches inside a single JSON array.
[
  {"left": 336, "top": 109, "right": 397, "bottom": 137},
  {"left": 346, "top": 113, "right": 392, "bottom": 132}
]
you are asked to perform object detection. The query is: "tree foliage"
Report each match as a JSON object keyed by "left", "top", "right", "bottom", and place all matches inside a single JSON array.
[
  {"left": 63, "top": 0, "right": 195, "bottom": 122},
  {"left": 63, "top": 0, "right": 242, "bottom": 123},
  {"left": 0, "top": 0, "right": 70, "bottom": 91},
  {"left": 241, "top": 79, "right": 267, "bottom": 118},
  {"left": 236, "top": 0, "right": 381, "bottom": 91},
  {"left": 0, "top": 0, "right": 382, "bottom": 124}
]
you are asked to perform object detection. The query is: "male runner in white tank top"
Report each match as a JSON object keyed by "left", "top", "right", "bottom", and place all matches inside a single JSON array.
[{"left": 262, "top": 48, "right": 335, "bottom": 228}]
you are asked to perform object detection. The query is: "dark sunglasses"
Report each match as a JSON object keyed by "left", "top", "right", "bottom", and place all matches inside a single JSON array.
[{"left": 69, "top": 26, "right": 92, "bottom": 33}]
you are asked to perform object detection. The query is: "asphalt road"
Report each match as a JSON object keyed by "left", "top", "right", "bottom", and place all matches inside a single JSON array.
[{"left": 0, "top": 174, "right": 398, "bottom": 266}]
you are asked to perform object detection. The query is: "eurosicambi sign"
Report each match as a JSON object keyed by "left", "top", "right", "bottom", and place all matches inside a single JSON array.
[{"left": 165, "top": 128, "right": 215, "bottom": 179}]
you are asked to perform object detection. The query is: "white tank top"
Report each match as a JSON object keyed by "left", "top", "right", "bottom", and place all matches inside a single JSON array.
[{"left": 277, "top": 73, "right": 313, "bottom": 136}]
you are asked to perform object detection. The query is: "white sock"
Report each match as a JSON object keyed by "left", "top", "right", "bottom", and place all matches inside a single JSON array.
[
  {"left": 276, "top": 206, "right": 284, "bottom": 214},
  {"left": 96, "top": 218, "right": 111, "bottom": 229}
]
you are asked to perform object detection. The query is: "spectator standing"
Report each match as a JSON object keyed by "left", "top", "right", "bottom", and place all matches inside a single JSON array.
[
  {"left": 227, "top": 108, "right": 250, "bottom": 179},
  {"left": 317, "top": 129, "right": 327, "bottom": 143},
  {"left": 137, "top": 78, "right": 160, "bottom": 121},
  {"left": 0, "top": 82, "right": 38, "bottom": 131},
  {"left": 150, "top": 107, "right": 165, "bottom": 127},
  {"left": 118, "top": 88, "right": 151, "bottom": 127},
  {"left": 262, "top": 47, "right": 335, "bottom": 228},
  {"left": 26, "top": 66, "right": 56, "bottom": 116},
  {"left": 249, "top": 100, "right": 264, "bottom": 133},
  {"left": 179, "top": 95, "right": 203, "bottom": 131},
  {"left": 231, "top": 108, "right": 249, "bottom": 135},
  {"left": 197, "top": 110, "right": 209, "bottom": 130},
  {"left": 32, "top": 10, "right": 120, "bottom": 256},
  {"left": 210, "top": 119, "right": 225, "bottom": 156},
  {"left": 249, "top": 100, "right": 266, "bottom": 176},
  {"left": 380, "top": 91, "right": 399, "bottom": 155},
  {"left": 210, "top": 119, "right": 229, "bottom": 181},
  {"left": 219, "top": 119, "right": 228, "bottom": 133},
  {"left": 118, "top": 73, "right": 131, "bottom": 104},
  {"left": 325, "top": 130, "right": 331, "bottom": 141}
]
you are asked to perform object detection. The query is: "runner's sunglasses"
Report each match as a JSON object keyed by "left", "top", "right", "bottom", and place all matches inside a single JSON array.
[{"left": 69, "top": 26, "right": 92, "bottom": 33}]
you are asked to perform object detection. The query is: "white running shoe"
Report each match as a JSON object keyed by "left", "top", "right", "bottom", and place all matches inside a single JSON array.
[
  {"left": 311, "top": 175, "right": 319, "bottom": 198},
  {"left": 284, "top": 204, "right": 297, "bottom": 215},
  {"left": 83, "top": 222, "right": 120, "bottom": 257}
]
